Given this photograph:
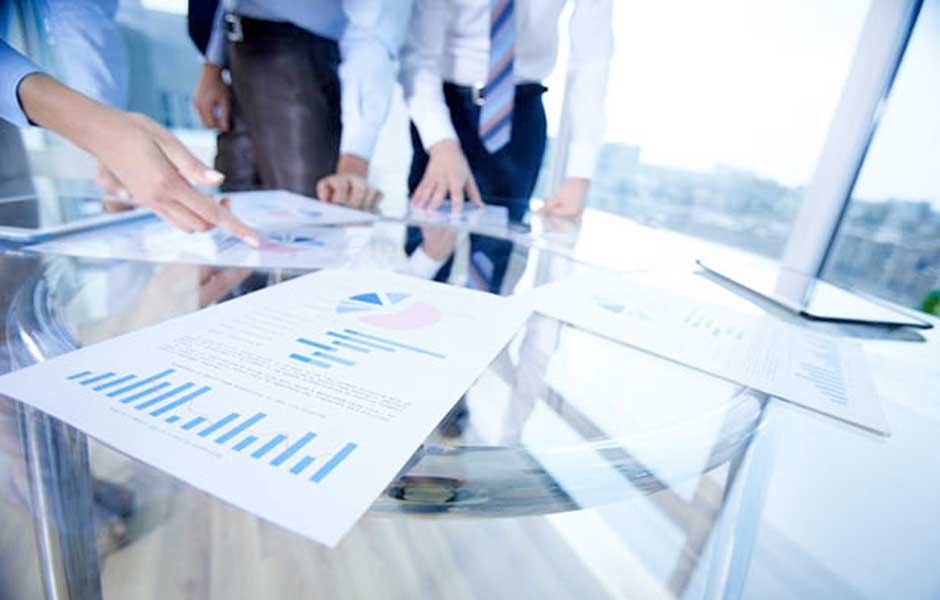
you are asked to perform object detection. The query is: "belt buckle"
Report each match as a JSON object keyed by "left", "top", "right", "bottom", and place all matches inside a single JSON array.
[
  {"left": 472, "top": 83, "right": 486, "bottom": 106},
  {"left": 224, "top": 14, "right": 244, "bottom": 43}
]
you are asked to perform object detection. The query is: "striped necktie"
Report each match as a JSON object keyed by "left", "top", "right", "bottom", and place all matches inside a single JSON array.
[{"left": 479, "top": 0, "right": 515, "bottom": 153}]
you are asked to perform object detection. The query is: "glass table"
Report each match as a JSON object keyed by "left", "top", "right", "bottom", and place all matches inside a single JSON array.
[{"left": 0, "top": 210, "right": 937, "bottom": 599}]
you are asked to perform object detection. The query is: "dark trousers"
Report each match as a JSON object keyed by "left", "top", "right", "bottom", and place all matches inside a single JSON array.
[
  {"left": 214, "top": 16, "right": 342, "bottom": 196},
  {"left": 405, "top": 83, "right": 547, "bottom": 294}
]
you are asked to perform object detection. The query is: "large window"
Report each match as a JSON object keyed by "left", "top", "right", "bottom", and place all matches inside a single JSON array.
[
  {"left": 540, "top": 0, "right": 871, "bottom": 259},
  {"left": 821, "top": 0, "right": 940, "bottom": 315}
]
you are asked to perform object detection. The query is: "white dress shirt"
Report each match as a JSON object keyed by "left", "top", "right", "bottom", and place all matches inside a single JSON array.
[
  {"left": 400, "top": 0, "right": 613, "bottom": 180},
  {"left": 206, "top": 0, "right": 413, "bottom": 162}
]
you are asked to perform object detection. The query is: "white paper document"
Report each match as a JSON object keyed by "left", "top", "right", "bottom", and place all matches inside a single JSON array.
[
  {"left": 534, "top": 273, "right": 889, "bottom": 435},
  {"left": 0, "top": 269, "right": 530, "bottom": 545},
  {"left": 28, "top": 190, "right": 376, "bottom": 269},
  {"left": 406, "top": 200, "right": 510, "bottom": 230}
]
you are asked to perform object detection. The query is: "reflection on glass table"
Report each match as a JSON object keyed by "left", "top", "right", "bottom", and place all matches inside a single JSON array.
[{"left": 0, "top": 213, "right": 937, "bottom": 599}]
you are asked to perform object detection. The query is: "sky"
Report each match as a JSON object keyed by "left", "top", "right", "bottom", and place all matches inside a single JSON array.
[{"left": 544, "top": 0, "right": 940, "bottom": 206}]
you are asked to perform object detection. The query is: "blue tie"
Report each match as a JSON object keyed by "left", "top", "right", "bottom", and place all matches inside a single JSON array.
[{"left": 479, "top": 0, "right": 515, "bottom": 153}]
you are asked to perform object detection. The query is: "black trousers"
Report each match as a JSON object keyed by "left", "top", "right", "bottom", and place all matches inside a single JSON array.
[
  {"left": 405, "top": 83, "right": 548, "bottom": 294},
  {"left": 215, "top": 16, "right": 342, "bottom": 196}
]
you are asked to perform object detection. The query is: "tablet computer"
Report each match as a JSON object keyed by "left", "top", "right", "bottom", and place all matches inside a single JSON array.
[
  {"left": 697, "top": 257, "right": 933, "bottom": 329},
  {"left": 0, "top": 193, "right": 152, "bottom": 242}
]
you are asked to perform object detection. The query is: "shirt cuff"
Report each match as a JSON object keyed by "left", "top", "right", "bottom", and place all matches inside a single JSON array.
[
  {"left": 403, "top": 246, "right": 446, "bottom": 280},
  {"left": 412, "top": 111, "right": 459, "bottom": 152},
  {"left": 2, "top": 59, "right": 42, "bottom": 128},
  {"left": 339, "top": 123, "right": 379, "bottom": 161},
  {"left": 205, "top": 13, "right": 227, "bottom": 66},
  {"left": 565, "top": 140, "right": 601, "bottom": 180}
]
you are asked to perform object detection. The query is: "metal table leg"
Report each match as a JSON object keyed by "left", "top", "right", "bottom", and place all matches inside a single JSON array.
[{"left": 17, "top": 403, "right": 102, "bottom": 600}]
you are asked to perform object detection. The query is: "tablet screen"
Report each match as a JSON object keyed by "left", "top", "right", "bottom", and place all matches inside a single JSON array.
[
  {"left": 697, "top": 258, "right": 933, "bottom": 329},
  {"left": 0, "top": 191, "right": 146, "bottom": 241}
]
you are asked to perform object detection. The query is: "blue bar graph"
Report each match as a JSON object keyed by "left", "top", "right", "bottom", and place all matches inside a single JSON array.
[
  {"left": 290, "top": 456, "right": 315, "bottom": 475},
  {"left": 94, "top": 374, "right": 135, "bottom": 391},
  {"left": 345, "top": 329, "right": 446, "bottom": 359},
  {"left": 289, "top": 353, "right": 332, "bottom": 368},
  {"left": 119, "top": 381, "right": 172, "bottom": 404},
  {"left": 67, "top": 364, "right": 361, "bottom": 487},
  {"left": 270, "top": 432, "right": 316, "bottom": 466},
  {"left": 182, "top": 416, "right": 205, "bottom": 430},
  {"left": 311, "top": 443, "right": 358, "bottom": 483},
  {"left": 198, "top": 413, "right": 240, "bottom": 437},
  {"left": 107, "top": 369, "right": 175, "bottom": 398},
  {"left": 80, "top": 372, "right": 115, "bottom": 386},
  {"left": 328, "top": 331, "right": 393, "bottom": 352},
  {"left": 252, "top": 435, "right": 287, "bottom": 459},
  {"left": 297, "top": 338, "right": 336, "bottom": 352},
  {"left": 234, "top": 436, "right": 258, "bottom": 452},
  {"left": 150, "top": 386, "right": 211, "bottom": 417},
  {"left": 332, "top": 340, "right": 371, "bottom": 353},
  {"left": 312, "top": 352, "right": 355, "bottom": 367},
  {"left": 134, "top": 382, "right": 194, "bottom": 411},
  {"left": 215, "top": 413, "right": 266, "bottom": 444}
]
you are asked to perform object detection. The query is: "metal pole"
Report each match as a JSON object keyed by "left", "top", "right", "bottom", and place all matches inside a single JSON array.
[
  {"left": 17, "top": 404, "right": 102, "bottom": 600},
  {"left": 780, "top": 0, "right": 922, "bottom": 277}
]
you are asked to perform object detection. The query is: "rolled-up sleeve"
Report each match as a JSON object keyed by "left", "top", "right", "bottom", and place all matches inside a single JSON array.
[
  {"left": 399, "top": 0, "right": 458, "bottom": 151},
  {"left": 564, "top": 0, "right": 613, "bottom": 180},
  {"left": 0, "top": 40, "right": 42, "bottom": 127},
  {"left": 204, "top": 1, "right": 228, "bottom": 66},
  {"left": 338, "top": 0, "right": 413, "bottom": 160}
]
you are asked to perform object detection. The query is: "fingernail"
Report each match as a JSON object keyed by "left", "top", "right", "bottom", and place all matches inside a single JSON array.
[
  {"left": 117, "top": 189, "right": 131, "bottom": 200},
  {"left": 244, "top": 233, "right": 260, "bottom": 248},
  {"left": 205, "top": 169, "right": 225, "bottom": 184}
]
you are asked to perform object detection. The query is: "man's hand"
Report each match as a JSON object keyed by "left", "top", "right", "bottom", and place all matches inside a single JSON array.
[
  {"left": 542, "top": 177, "right": 590, "bottom": 217},
  {"left": 412, "top": 139, "right": 483, "bottom": 213},
  {"left": 193, "top": 63, "right": 230, "bottom": 131},
  {"left": 316, "top": 154, "right": 383, "bottom": 210},
  {"left": 18, "top": 73, "right": 258, "bottom": 245}
]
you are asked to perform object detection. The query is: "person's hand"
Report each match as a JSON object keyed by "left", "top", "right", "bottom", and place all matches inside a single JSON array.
[
  {"left": 193, "top": 63, "right": 230, "bottom": 132},
  {"left": 93, "top": 112, "right": 258, "bottom": 242},
  {"left": 420, "top": 226, "right": 457, "bottom": 261},
  {"left": 18, "top": 73, "right": 257, "bottom": 245},
  {"left": 541, "top": 177, "right": 589, "bottom": 217},
  {"left": 96, "top": 162, "right": 130, "bottom": 204},
  {"left": 412, "top": 139, "right": 483, "bottom": 213},
  {"left": 316, "top": 154, "right": 383, "bottom": 210}
]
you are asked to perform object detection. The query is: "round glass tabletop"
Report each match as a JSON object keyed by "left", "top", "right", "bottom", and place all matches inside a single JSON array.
[{"left": 1, "top": 215, "right": 936, "bottom": 599}]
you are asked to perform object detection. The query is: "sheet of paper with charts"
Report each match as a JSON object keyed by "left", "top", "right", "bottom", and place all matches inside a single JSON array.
[
  {"left": 0, "top": 269, "right": 530, "bottom": 546},
  {"left": 534, "top": 272, "right": 889, "bottom": 435},
  {"left": 29, "top": 190, "right": 376, "bottom": 269},
  {"left": 406, "top": 200, "right": 510, "bottom": 230}
]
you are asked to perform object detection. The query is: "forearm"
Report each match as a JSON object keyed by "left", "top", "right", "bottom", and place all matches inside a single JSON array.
[
  {"left": 17, "top": 73, "right": 123, "bottom": 153},
  {"left": 337, "top": 153, "right": 369, "bottom": 177}
]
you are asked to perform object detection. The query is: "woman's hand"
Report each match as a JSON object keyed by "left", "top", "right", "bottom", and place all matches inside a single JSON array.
[
  {"left": 18, "top": 73, "right": 258, "bottom": 246},
  {"left": 541, "top": 177, "right": 590, "bottom": 217}
]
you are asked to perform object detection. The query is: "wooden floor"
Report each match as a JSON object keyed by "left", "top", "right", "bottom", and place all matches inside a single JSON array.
[{"left": 0, "top": 442, "right": 683, "bottom": 600}]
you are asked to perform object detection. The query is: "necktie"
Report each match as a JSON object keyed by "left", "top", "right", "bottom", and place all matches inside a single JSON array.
[{"left": 479, "top": 0, "right": 515, "bottom": 153}]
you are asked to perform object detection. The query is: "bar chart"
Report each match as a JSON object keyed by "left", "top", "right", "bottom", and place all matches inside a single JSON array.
[
  {"left": 66, "top": 368, "right": 358, "bottom": 483},
  {"left": 289, "top": 328, "right": 447, "bottom": 370}
]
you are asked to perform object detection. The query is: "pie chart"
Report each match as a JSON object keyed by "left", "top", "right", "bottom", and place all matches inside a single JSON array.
[
  {"left": 336, "top": 292, "right": 442, "bottom": 330},
  {"left": 258, "top": 233, "right": 326, "bottom": 254}
]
